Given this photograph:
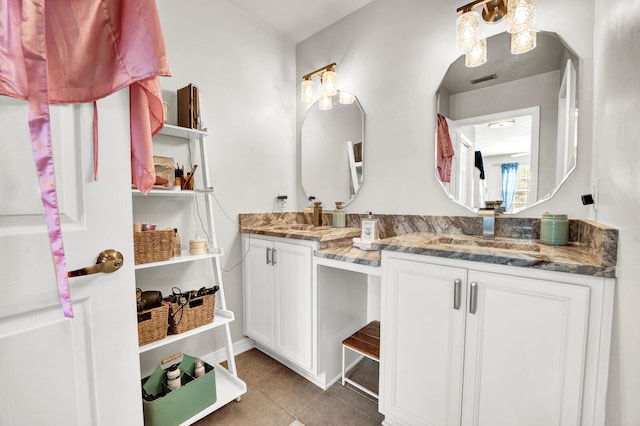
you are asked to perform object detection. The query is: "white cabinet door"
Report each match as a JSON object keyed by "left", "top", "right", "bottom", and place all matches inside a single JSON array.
[
  {"left": 244, "top": 237, "right": 275, "bottom": 348},
  {"left": 461, "top": 270, "right": 590, "bottom": 426},
  {"left": 381, "top": 257, "right": 467, "bottom": 426},
  {"left": 273, "top": 241, "right": 313, "bottom": 370},
  {"left": 244, "top": 237, "right": 313, "bottom": 370}
]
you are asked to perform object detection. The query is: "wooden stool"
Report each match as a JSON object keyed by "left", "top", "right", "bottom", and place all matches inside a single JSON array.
[{"left": 341, "top": 320, "right": 380, "bottom": 399}]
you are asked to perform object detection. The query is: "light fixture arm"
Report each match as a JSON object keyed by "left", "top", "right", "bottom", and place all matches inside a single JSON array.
[
  {"left": 302, "top": 62, "right": 337, "bottom": 81},
  {"left": 457, "top": 0, "right": 507, "bottom": 23}
]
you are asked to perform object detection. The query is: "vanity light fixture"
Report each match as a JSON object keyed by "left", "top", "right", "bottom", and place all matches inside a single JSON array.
[
  {"left": 466, "top": 38, "right": 488, "bottom": 67},
  {"left": 456, "top": 0, "right": 536, "bottom": 66},
  {"left": 300, "top": 63, "right": 338, "bottom": 109}
]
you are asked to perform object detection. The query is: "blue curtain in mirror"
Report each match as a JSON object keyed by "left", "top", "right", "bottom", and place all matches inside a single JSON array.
[{"left": 501, "top": 162, "right": 519, "bottom": 212}]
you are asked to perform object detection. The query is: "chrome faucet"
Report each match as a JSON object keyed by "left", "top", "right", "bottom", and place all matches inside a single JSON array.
[{"left": 479, "top": 209, "right": 496, "bottom": 240}]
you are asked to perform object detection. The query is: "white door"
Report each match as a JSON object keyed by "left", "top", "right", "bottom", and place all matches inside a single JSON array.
[
  {"left": 0, "top": 91, "right": 142, "bottom": 425},
  {"left": 273, "top": 241, "right": 312, "bottom": 370},
  {"left": 461, "top": 270, "right": 590, "bottom": 426},
  {"left": 381, "top": 257, "right": 467, "bottom": 426},
  {"left": 244, "top": 237, "right": 275, "bottom": 348}
]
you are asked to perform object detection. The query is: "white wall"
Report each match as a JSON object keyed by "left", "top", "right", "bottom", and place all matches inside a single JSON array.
[
  {"left": 593, "top": 1, "right": 640, "bottom": 424},
  {"left": 155, "top": 0, "right": 297, "bottom": 345},
  {"left": 296, "top": 0, "right": 595, "bottom": 218}
]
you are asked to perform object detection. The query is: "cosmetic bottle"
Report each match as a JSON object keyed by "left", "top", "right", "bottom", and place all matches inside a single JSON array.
[
  {"left": 194, "top": 359, "right": 205, "bottom": 378},
  {"left": 173, "top": 228, "right": 181, "bottom": 257},
  {"left": 332, "top": 202, "right": 346, "bottom": 228},
  {"left": 166, "top": 364, "right": 181, "bottom": 391},
  {"left": 360, "top": 212, "right": 379, "bottom": 241},
  {"left": 313, "top": 201, "right": 323, "bottom": 227},
  {"left": 303, "top": 196, "right": 316, "bottom": 213}
]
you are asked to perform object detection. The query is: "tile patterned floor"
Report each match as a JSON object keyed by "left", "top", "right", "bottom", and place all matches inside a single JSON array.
[{"left": 194, "top": 349, "right": 384, "bottom": 425}]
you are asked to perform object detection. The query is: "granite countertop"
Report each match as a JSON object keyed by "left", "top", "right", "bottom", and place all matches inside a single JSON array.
[
  {"left": 239, "top": 213, "right": 618, "bottom": 278},
  {"left": 370, "top": 231, "right": 616, "bottom": 277},
  {"left": 240, "top": 223, "right": 361, "bottom": 246}
]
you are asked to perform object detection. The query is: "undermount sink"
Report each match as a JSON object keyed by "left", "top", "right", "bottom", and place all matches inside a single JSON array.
[{"left": 436, "top": 236, "right": 541, "bottom": 252}]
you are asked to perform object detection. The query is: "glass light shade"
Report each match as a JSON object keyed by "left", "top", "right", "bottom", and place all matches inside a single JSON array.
[
  {"left": 339, "top": 91, "right": 355, "bottom": 104},
  {"left": 456, "top": 11, "right": 480, "bottom": 51},
  {"left": 511, "top": 29, "right": 537, "bottom": 54},
  {"left": 301, "top": 79, "right": 315, "bottom": 103},
  {"left": 465, "top": 38, "right": 487, "bottom": 67},
  {"left": 319, "top": 94, "right": 333, "bottom": 110},
  {"left": 321, "top": 70, "right": 338, "bottom": 96},
  {"left": 507, "top": 0, "right": 535, "bottom": 33}
]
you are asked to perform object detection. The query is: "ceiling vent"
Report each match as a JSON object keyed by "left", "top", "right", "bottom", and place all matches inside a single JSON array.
[{"left": 470, "top": 73, "right": 497, "bottom": 85}]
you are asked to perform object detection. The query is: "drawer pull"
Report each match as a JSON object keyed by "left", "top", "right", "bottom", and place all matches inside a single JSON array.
[{"left": 266, "top": 247, "right": 271, "bottom": 264}]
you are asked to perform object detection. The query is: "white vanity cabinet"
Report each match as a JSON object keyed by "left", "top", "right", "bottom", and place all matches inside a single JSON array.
[
  {"left": 243, "top": 235, "right": 315, "bottom": 371},
  {"left": 381, "top": 251, "right": 613, "bottom": 426}
]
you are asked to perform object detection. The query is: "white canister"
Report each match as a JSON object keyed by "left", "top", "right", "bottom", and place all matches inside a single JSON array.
[
  {"left": 194, "top": 359, "right": 205, "bottom": 378},
  {"left": 166, "top": 364, "right": 181, "bottom": 391}
]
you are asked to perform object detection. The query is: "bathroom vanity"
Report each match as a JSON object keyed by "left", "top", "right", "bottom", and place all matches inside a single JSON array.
[{"left": 240, "top": 213, "right": 617, "bottom": 426}]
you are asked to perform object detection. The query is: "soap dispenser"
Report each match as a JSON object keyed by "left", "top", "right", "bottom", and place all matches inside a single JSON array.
[
  {"left": 303, "top": 196, "right": 316, "bottom": 213},
  {"left": 313, "top": 201, "right": 323, "bottom": 227},
  {"left": 332, "top": 202, "right": 346, "bottom": 228}
]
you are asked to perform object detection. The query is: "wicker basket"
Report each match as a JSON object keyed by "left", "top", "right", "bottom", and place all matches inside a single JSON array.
[
  {"left": 138, "top": 302, "right": 170, "bottom": 346},
  {"left": 168, "top": 294, "right": 215, "bottom": 334},
  {"left": 134, "top": 230, "right": 174, "bottom": 264}
]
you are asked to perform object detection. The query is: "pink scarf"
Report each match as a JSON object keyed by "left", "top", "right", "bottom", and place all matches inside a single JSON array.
[{"left": 0, "top": 0, "right": 171, "bottom": 317}]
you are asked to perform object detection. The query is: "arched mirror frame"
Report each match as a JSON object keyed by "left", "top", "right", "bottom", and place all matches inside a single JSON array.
[{"left": 300, "top": 91, "right": 365, "bottom": 208}]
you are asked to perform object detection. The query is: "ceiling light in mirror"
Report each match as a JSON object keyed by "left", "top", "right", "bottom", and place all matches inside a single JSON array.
[{"left": 489, "top": 118, "right": 515, "bottom": 128}]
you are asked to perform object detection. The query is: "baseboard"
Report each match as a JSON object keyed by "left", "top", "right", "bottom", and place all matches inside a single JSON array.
[{"left": 200, "top": 337, "right": 255, "bottom": 365}]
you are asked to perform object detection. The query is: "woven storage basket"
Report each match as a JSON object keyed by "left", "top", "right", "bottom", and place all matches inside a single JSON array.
[
  {"left": 168, "top": 294, "right": 215, "bottom": 334},
  {"left": 138, "top": 302, "right": 170, "bottom": 346},
  {"left": 134, "top": 230, "right": 174, "bottom": 264}
]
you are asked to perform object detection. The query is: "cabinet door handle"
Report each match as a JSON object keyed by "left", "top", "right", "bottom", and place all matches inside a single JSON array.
[
  {"left": 469, "top": 281, "right": 478, "bottom": 314},
  {"left": 266, "top": 247, "right": 271, "bottom": 265},
  {"left": 272, "top": 248, "right": 277, "bottom": 265},
  {"left": 453, "top": 279, "right": 462, "bottom": 310}
]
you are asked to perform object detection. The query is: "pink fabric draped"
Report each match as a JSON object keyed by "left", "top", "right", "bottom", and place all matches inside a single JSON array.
[
  {"left": 437, "top": 114, "right": 455, "bottom": 183},
  {"left": 0, "top": 0, "right": 171, "bottom": 317}
]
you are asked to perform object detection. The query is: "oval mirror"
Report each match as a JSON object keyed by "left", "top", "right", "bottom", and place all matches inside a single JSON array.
[
  {"left": 436, "top": 31, "right": 578, "bottom": 214},
  {"left": 301, "top": 92, "right": 364, "bottom": 208}
]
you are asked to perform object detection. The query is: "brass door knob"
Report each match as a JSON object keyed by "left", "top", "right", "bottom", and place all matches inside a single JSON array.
[{"left": 67, "top": 249, "right": 124, "bottom": 277}]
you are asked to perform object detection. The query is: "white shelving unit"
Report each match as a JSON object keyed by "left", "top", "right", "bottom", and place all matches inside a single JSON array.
[{"left": 134, "top": 124, "right": 246, "bottom": 423}]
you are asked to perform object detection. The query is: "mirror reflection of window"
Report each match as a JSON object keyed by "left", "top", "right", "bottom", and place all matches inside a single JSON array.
[{"left": 435, "top": 31, "right": 579, "bottom": 214}]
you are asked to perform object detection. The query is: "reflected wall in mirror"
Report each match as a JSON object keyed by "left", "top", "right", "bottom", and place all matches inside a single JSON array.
[
  {"left": 436, "top": 31, "right": 578, "bottom": 214},
  {"left": 301, "top": 92, "right": 364, "bottom": 208}
]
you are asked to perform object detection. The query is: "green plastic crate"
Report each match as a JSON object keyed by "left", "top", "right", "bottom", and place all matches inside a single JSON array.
[{"left": 142, "top": 354, "right": 217, "bottom": 426}]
